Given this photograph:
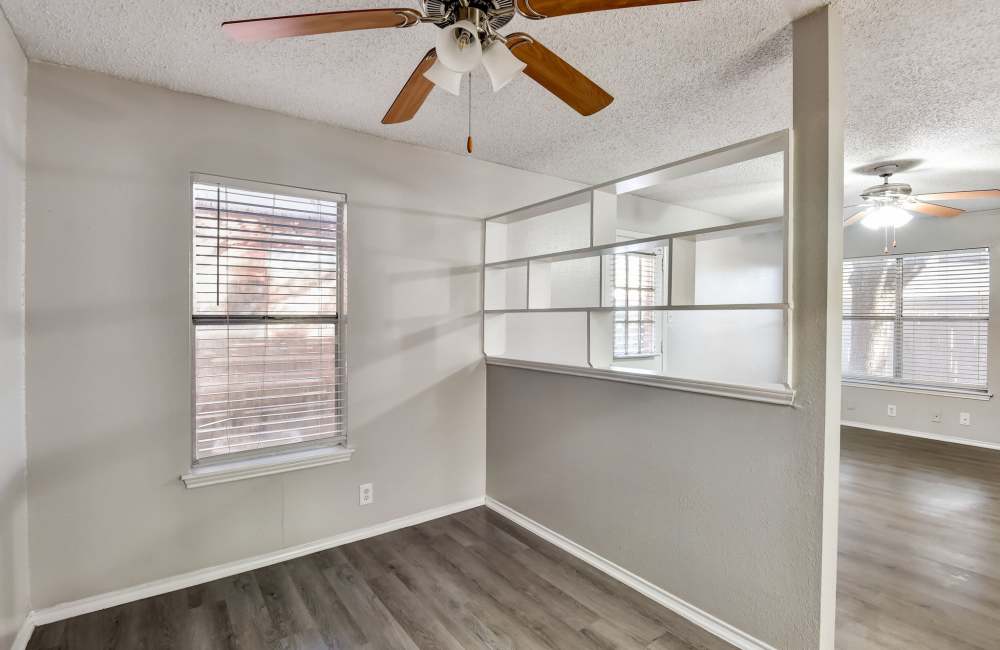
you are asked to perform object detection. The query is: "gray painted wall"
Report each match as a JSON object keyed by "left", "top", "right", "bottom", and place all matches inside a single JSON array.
[
  {"left": 487, "top": 8, "right": 843, "bottom": 648},
  {"left": 0, "top": 9, "right": 30, "bottom": 646},
  {"left": 842, "top": 209, "right": 1000, "bottom": 446},
  {"left": 23, "top": 62, "right": 578, "bottom": 610}
]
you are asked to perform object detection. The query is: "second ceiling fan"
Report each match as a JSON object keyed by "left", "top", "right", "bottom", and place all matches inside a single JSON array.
[{"left": 223, "top": 0, "right": 698, "bottom": 126}]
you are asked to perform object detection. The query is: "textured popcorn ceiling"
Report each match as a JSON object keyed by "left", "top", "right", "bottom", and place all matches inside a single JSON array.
[{"left": 3, "top": 0, "right": 1000, "bottom": 205}]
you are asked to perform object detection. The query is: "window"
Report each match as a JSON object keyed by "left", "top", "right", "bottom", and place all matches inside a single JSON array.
[
  {"left": 612, "top": 252, "right": 657, "bottom": 357},
  {"left": 843, "top": 248, "right": 990, "bottom": 393},
  {"left": 191, "top": 176, "right": 346, "bottom": 463}
]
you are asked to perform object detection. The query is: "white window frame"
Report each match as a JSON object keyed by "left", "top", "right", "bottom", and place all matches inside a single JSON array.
[
  {"left": 842, "top": 247, "right": 991, "bottom": 397},
  {"left": 182, "top": 174, "right": 352, "bottom": 487}
]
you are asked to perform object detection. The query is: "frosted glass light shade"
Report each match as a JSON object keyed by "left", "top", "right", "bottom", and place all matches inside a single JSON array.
[
  {"left": 861, "top": 205, "right": 914, "bottom": 230},
  {"left": 423, "top": 59, "right": 463, "bottom": 95},
  {"left": 482, "top": 41, "right": 526, "bottom": 91},
  {"left": 435, "top": 20, "right": 482, "bottom": 73}
]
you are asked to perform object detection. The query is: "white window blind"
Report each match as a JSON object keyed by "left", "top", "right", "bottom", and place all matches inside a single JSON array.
[
  {"left": 843, "top": 248, "right": 990, "bottom": 392},
  {"left": 192, "top": 177, "right": 346, "bottom": 461},
  {"left": 612, "top": 252, "right": 657, "bottom": 357}
]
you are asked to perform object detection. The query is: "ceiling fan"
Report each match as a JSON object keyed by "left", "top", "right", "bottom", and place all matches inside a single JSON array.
[
  {"left": 222, "top": 0, "right": 698, "bottom": 135},
  {"left": 844, "top": 164, "right": 1000, "bottom": 253}
]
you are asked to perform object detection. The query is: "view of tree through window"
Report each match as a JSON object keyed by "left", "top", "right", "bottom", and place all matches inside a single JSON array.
[{"left": 842, "top": 248, "right": 990, "bottom": 391}]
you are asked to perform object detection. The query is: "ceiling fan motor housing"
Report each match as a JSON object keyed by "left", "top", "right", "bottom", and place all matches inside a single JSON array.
[
  {"left": 861, "top": 182, "right": 913, "bottom": 203},
  {"left": 423, "top": 0, "right": 515, "bottom": 31}
]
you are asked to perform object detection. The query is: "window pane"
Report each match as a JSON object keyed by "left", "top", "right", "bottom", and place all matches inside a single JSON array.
[
  {"left": 193, "top": 183, "right": 339, "bottom": 317},
  {"left": 628, "top": 256, "right": 641, "bottom": 287},
  {"left": 614, "top": 323, "right": 627, "bottom": 357},
  {"left": 194, "top": 322, "right": 343, "bottom": 459},
  {"left": 615, "top": 254, "right": 627, "bottom": 288},
  {"left": 902, "top": 249, "right": 989, "bottom": 318},
  {"left": 843, "top": 256, "right": 897, "bottom": 317},
  {"left": 842, "top": 319, "right": 894, "bottom": 379},
  {"left": 627, "top": 323, "right": 640, "bottom": 355},
  {"left": 901, "top": 320, "right": 988, "bottom": 388}
]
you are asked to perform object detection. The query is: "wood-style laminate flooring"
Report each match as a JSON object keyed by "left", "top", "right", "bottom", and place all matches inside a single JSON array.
[
  {"left": 29, "top": 427, "right": 999, "bottom": 649},
  {"left": 837, "top": 426, "right": 1000, "bottom": 649},
  {"left": 27, "top": 506, "right": 735, "bottom": 649}
]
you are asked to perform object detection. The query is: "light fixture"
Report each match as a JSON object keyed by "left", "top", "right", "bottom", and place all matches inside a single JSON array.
[
  {"left": 481, "top": 39, "right": 526, "bottom": 91},
  {"left": 861, "top": 204, "right": 914, "bottom": 230},
  {"left": 434, "top": 19, "right": 482, "bottom": 73},
  {"left": 423, "top": 59, "right": 464, "bottom": 95}
]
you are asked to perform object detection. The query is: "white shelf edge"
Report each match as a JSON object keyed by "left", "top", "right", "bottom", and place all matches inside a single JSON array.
[
  {"left": 486, "top": 357, "right": 795, "bottom": 406},
  {"left": 181, "top": 445, "right": 354, "bottom": 488},
  {"left": 485, "top": 129, "right": 789, "bottom": 222},
  {"left": 485, "top": 303, "right": 789, "bottom": 314},
  {"left": 484, "top": 217, "right": 782, "bottom": 269}
]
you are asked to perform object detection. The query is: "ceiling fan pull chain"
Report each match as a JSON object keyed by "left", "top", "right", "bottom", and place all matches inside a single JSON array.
[{"left": 467, "top": 72, "right": 474, "bottom": 154}]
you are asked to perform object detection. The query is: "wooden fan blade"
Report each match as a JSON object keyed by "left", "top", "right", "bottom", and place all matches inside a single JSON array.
[
  {"left": 915, "top": 189, "right": 1000, "bottom": 202},
  {"left": 844, "top": 208, "right": 871, "bottom": 227},
  {"left": 382, "top": 50, "right": 437, "bottom": 125},
  {"left": 506, "top": 34, "right": 613, "bottom": 116},
  {"left": 907, "top": 201, "right": 964, "bottom": 218},
  {"left": 516, "top": 0, "right": 697, "bottom": 19},
  {"left": 223, "top": 8, "right": 422, "bottom": 42}
]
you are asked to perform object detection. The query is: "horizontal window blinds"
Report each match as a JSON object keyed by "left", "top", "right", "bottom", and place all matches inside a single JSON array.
[
  {"left": 612, "top": 252, "right": 657, "bottom": 357},
  {"left": 192, "top": 179, "right": 345, "bottom": 461},
  {"left": 842, "top": 248, "right": 989, "bottom": 391}
]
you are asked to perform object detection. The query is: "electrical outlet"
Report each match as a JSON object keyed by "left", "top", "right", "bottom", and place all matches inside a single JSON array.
[
  {"left": 845, "top": 400, "right": 856, "bottom": 412},
  {"left": 359, "top": 483, "right": 374, "bottom": 506},
  {"left": 960, "top": 412, "right": 971, "bottom": 426},
  {"left": 887, "top": 404, "right": 897, "bottom": 417},
  {"left": 931, "top": 411, "right": 943, "bottom": 424}
]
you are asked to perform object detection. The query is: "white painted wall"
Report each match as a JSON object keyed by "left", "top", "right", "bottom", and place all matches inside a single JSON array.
[
  {"left": 23, "top": 62, "right": 579, "bottom": 610},
  {"left": 0, "top": 10, "right": 30, "bottom": 647},
  {"left": 842, "top": 208, "right": 1000, "bottom": 447},
  {"left": 618, "top": 194, "right": 734, "bottom": 234}
]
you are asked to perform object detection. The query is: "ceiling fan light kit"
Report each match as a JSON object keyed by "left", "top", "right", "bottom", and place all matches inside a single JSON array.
[
  {"left": 222, "top": 0, "right": 700, "bottom": 134},
  {"left": 844, "top": 163, "right": 1000, "bottom": 253},
  {"left": 860, "top": 205, "right": 912, "bottom": 231},
  {"left": 424, "top": 58, "right": 465, "bottom": 95},
  {"left": 432, "top": 18, "right": 483, "bottom": 73},
  {"left": 482, "top": 38, "right": 527, "bottom": 91}
]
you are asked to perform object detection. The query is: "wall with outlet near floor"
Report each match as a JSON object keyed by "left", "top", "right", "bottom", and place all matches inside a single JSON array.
[
  {"left": 842, "top": 208, "right": 1000, "bottom": 447},
  {"left": 23, "top": 61, "right": 581, "bottom": 611}
]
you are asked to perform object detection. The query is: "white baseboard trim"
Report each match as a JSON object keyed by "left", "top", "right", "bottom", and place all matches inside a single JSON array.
[
  {"left": 11, "top": 612, "right": 36, "bottom": 650},
  {"left": 485, "top": 497, "right": 777, "bottom": 650},
  {"left": 842, "top": 420, "right": 1000, "bottom": 452},
  {"left": 27, "top": 496, "right": 486, "bottom": 628}
]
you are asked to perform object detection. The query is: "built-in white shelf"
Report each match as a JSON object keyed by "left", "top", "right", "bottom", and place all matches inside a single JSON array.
[
  {"left": 485, "top": 217, "right": 782, "bottom": 269},
  {"left": 481, "top": 130, "right": 794, "bottom": 403},
  {"left": 485, "top": 303, "right": 788, "bottom": 314}
]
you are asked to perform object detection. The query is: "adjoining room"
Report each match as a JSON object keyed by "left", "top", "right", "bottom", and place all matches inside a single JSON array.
[{"left": 1, "top": 1, "right": 998, "bottom": 649}]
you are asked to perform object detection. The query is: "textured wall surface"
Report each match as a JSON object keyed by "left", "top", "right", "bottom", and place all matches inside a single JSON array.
[
  {"left": 0, "top": 8, "right": 29, "bottom": 647},
  {"left": 23, "top": 61, "right": 578, "bottom": 610},
  {"left": 842, "top": 209, "right": 1000, "bottom": 447}
]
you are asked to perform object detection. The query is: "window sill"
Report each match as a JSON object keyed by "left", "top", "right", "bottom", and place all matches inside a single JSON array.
[
  {"left": 180, "top": 445, "right": 354, "bottom": 489},
  {"left": 842, "top": 380, "right": 992, "bottom": 401},
  {"left": 487, "top": 357, "right": 795, "bottom": 405}
]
